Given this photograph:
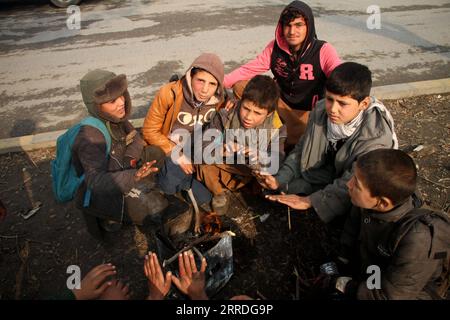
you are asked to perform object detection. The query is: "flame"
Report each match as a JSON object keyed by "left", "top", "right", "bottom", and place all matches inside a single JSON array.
[{"left": 201, "top": 212, "right": 222, "bottom": 235}]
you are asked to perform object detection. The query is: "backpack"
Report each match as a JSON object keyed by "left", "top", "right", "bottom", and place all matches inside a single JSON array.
[
  {"left": 381, "top": 208, "right": 450, "bottom": 299},
  {"left": 51, "top": 116, "right": 111, "bottom": 205}
]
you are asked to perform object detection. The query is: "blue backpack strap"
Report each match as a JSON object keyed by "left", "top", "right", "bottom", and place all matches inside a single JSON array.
[
  {"left": 79, "top": 116, "right": 112, "bottom": 207},
  {"left": 83, "top": 189, "right": 92, "bottom": 208},
  {"left": 80, "top": 116, "right": 112, "bottom": 153}
]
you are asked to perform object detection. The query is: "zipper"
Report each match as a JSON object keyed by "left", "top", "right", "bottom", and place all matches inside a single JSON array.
[{"left": 110, "top": 146, "right": 125, "bottom": 223}]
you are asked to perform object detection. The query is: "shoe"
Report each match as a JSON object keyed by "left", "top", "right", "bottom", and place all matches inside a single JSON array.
[
  {"left": 161, "top": 195, "right": 192, "bottom": 238},
  {"left": 200, "top": 202, "right": 213, "bottom": 212},
  {"left": 99, "top": 219, "right": 122, "bottom": 232},
  {"left": 212, "top": 192, "right": 230, "bottom": 216}
]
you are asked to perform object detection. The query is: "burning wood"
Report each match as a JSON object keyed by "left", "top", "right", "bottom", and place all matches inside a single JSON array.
[
  {"left": 201, "top": 212, "right": 222, "bottom": 235},
  {"left": 162, "top": 230, "right": 235, "bottom": 268}
]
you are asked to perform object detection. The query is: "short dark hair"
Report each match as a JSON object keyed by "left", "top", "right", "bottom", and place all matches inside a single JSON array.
[
  {"left": 326, "top": 62, "right": 372, "bottom": 102},
  {"left": 280, "top": 7, "right": 305, "bottom": 27},
  {"left": 356, "top": 149, "right": 417, "bottom": 206},
  {"left": 241, "top": 75, "right": 279, "bottom": 113}
]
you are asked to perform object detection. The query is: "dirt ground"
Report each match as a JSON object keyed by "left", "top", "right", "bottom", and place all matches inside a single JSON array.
[{"left": 0, "top": 93, "right": 449, "bottom": 300}]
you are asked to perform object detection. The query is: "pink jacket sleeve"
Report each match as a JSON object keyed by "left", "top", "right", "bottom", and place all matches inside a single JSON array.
[
  {"left": 320, "top": 43, "right": 341, "bottom": 77},
  {"left": 224, "top": 40, "right": 275, "bottom": 88}
]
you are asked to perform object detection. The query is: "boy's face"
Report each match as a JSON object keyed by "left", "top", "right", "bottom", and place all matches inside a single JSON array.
[
  {"left": 346, "top": 165, "right": 379, "bottom": 209},
  {"left": 100, "top": 95, "right": 126, "bottom": 119},
  {"left": 325, "top": 90, "right": 369, "bottom": 125},
  {"left": 239, "top": 100, "right": 271, "bottom": 129},
  {"left": 191, "top": 70, "right": 218, "bottom": 103},
  {"left": 283, "top": 16, "right": 307, "bottom": 51}
]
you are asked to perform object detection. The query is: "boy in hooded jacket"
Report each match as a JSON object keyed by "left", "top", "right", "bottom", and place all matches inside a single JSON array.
[
  {"left": 224, "top": 1, "right": 341, "bottom": 147},
  {"left": 72, "top": 70, "right": 168, "bottom": 238},
  {"left": 142, "top": 53, "right": 226, "bottom": 208}
]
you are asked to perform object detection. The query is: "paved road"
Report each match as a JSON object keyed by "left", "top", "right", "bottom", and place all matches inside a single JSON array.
[{"left": 0, "top": 0, "right": 449, "bottom": 138}]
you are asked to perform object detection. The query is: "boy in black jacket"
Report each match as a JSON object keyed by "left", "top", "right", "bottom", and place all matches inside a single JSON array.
[{"left": 329, "top": 149, "right": 449, "bottom": 299}]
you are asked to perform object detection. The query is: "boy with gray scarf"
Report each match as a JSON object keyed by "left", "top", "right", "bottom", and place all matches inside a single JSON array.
[{"left": 257, "top": 62, "right": 398, "bottom": 223}]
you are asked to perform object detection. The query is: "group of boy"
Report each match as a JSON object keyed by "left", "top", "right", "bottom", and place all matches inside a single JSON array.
[{"left": 66, "top": 1, "right": 448, "bottom": 300}]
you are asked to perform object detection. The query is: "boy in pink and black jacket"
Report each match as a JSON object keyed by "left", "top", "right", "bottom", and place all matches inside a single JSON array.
[{"left": 225, "top": 1, "right": 341, "bottom": 147}]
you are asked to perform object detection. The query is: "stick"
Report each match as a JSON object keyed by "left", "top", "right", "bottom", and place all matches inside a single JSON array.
[
  {"left": 288, "top": 207, "right": 291, "bottom": 231},
  {"left": 229, "top": 191, "right": 245, "bottom": 208},
  {"left": 0, "top": 234, "right": 21, "bottom": 239},
  {"left": 293, "top": 266, "right": 300, "bottom": 300},
  {"left": 25, "top": 152, "right": 41, "bottom": 172},
  {"left": 162, "top": 233, "right": 211, "bottom": 268},
  {"left": 0, "top": 235, "right": 52, "bottom": 247},
  {"left": 419, "top": 175, "right": 449, "bottom": 189},
  {"left": 256, "top": 290, "right": 267, "bottom": 300},
  {"left": 186, "top": 188, "right": 201, "bottom": 234},
  {"left": 192, "top": 246, "right": 204, "bottom": 261},
  {"left": 287, "top": 183, "right": 291, "bottom": 231},
  {"left": 162, "top": 231, "right": 234, "bottom": 267},
  {"left": 15, "top": 241, "right": 30, "bottom": 300},
  {"left": 0, "top": 177, "right": 31, "bottom": 195}
]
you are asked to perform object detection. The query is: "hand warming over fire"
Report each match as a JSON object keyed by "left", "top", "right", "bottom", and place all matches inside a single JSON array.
[
  {"left": 134, "top": 160, "right": 158, "bottom": 182},
  {"left": 171, "top": 250, "right": 208, "bottom": 300},
  {"left": 144, "top": 251, "right": 172, "bottom": 300},
  {"left": 253, "top": 171, "right": 280, "bottom": 190},
  {"left": 265, "top": 194, "right": 312, "bottom": 211}
]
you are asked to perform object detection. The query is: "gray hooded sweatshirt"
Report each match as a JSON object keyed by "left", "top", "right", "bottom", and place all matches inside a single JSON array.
[{"left": 275, "top": 97, "right": 398, "bottom": 222}]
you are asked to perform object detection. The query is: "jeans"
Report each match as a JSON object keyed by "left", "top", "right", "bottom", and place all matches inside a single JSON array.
[{"left": 157, "top": 156, "right": 212, "bottom": 205}]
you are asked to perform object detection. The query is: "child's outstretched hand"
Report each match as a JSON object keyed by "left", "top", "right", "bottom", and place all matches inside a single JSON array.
[
  {"left": 134, "top": 160, "right": 158, "bottom": 181},
  {"left": 265, "top": 194, "right": 312, "bottom": 210},
  {"left": 144, "top": 252, "right": 172, "bottom": 300},
  {"left": 171, "top": 250, "right": 208, "bottom": 300},
  {"left": 99, "top": 279, "right": 130, "bottom": 300},
  {"left": 253, "top": 171, "right": 279, "bottom": 190},
  {"left": 71, "top": 263, "right": 117, "bottom": 300}
]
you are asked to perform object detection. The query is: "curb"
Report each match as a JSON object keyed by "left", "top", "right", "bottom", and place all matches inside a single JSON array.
[
  {"left": 1, "top": 78, "right": 449, "bottom": 155},
  {"left": 371, "top": 78, "right": 450, "bottom": 100},
  {"left": 0, "top": 118, "right": 143, "bottom": 155}
]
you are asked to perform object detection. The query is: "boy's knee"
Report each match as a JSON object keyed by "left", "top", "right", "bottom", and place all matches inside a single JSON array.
[
  {"left": 157, "top": 171, "right": 177, "bottom": 195},
  {"left": 142, "top": 145, "right": 166, "bottom": 169},
  {"left": 157, "top": 158, "right": 190, "bottom": 194},
  {"left": 191, "top": 180, "right": 213, "bottom": 205}
]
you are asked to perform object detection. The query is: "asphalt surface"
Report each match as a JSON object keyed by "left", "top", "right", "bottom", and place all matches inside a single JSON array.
[{"left": 0, "top": 0, "right": 449, "bottom": 138}]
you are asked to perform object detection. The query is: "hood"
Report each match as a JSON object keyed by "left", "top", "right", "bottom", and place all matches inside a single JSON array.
[
  {"left": 275, "top": 1, "right": 317, "bottom": 57},
  {"left": 362, "top": 97, "right": 399, "bottom": 149},
  {"left": 80, "top": 69, "right": 132, "bottom": 123},
  {"left": 182, "top": 53, "right": 225, "bottom": 107}
]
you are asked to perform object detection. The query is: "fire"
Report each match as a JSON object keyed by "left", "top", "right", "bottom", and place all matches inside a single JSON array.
[{"left": 201, "top": 212, "right": 222, "bottom": 235}]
